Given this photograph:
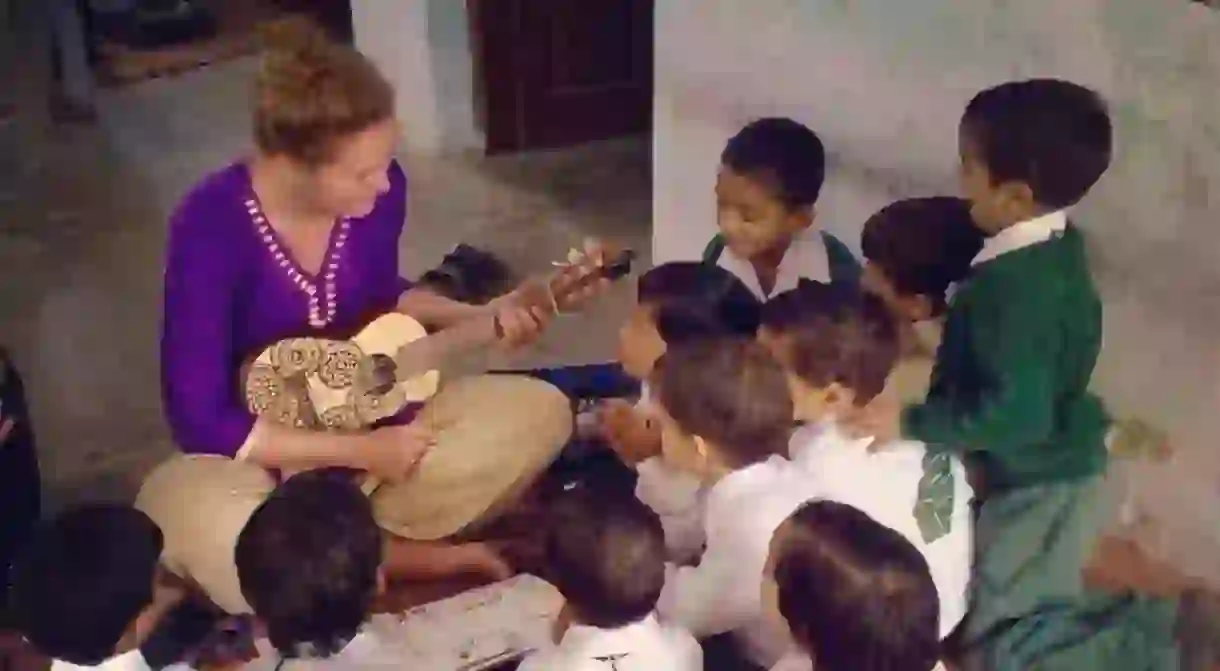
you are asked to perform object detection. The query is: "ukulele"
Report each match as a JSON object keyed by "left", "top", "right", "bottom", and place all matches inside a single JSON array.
[{"left": 242, "top": 247, "right": 636, "bottom": 435}]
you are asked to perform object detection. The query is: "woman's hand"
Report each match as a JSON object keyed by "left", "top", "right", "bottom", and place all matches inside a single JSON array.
[
  {"left": 552, "top": 238, "right": 618, "bottom": 312},
  {"left": 354, "top": 424, "right": 435, "bottom": 482},
  {"left": 486, "top": 287, "right": 550, "bottom": 348}
]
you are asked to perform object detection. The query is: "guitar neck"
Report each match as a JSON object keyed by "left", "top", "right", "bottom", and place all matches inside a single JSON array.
[{"left": 392, "top": 312, "right": 500, "bottom": 380}]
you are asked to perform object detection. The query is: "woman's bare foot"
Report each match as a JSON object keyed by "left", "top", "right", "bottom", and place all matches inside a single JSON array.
[{"left": 459, "top": 542, "right": 514, "bottom": 582}]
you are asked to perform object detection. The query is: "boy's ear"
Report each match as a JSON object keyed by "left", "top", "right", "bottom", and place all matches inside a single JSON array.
[
  {"left": 899, "top": 294, "right": 936, "bottom": 322},
  {"left": 693, "top": 435, "right": 709, "bottom": 462},
  {"left": 997, "top": 180, "right": 1037, "bottom": 218},
  {"left": 788, "top": 204, "right": 816, "bottom": 232},
  {"left": 375, "top": 568, "right": 388, "bottom": 597},
  {"left": 823, "top": 382, "right": 857, "bottom": 413}
]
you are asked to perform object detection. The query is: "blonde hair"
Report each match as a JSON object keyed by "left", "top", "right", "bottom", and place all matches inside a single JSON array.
[{"left": 254, "top": 16, "right": 394, "bottom": 165}]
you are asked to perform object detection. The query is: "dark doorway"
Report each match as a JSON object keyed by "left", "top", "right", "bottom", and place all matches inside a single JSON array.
[{"left": 469, "top": 0, "right": 653, "bottom": 154}]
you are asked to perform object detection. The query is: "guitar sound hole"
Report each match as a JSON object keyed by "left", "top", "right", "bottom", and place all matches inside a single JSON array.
[{"left": 368, "top": 354, "right": 398, "bottom": 395}]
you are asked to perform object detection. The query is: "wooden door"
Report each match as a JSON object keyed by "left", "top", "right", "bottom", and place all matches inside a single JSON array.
[{"left": 471, "top": 0, "right": 653, "bottom": 154}]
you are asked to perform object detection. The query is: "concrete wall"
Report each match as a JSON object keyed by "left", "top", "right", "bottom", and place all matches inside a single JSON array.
[
  {"left": 654, "top": 0, "right": 1220, "bottom": 582},
  {"left": 352, "top": 0, "right": 480, "bottom": 154}
]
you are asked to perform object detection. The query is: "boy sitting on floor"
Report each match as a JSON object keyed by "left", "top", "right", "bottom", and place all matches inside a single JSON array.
[
  {"left": 704, "top": 117, "right": 859, "bottom": 298},
  {"left": 234, "top": 469, "right": 384, "bottom": 664},
  {"left": 519, "top": 487, "right": 701, "bottom": 671},
  {"left": 763, "top": 500, "right": 945, "bottom": 671},
  {"left": 10, "top": 505, "right": 194, "bottom": 671},
  {"left": 648, "top": 339, "right": 811, "bottom": 668},
  {"left": 598, "top": 261, "right": 762, "bottom": 561},
  {"left": 757, "top": 282, "right": 972, "bottom": 640}
]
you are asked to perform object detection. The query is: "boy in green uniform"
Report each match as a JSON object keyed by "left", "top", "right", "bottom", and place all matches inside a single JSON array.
[
  {"left": 888, "top": 79, "right": 1178, "bottom": 670},
  {"left": 702, "top": 118, "right": 859, "bottom": 298}
]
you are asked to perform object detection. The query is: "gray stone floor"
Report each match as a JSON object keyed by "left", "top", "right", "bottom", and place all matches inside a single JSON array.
[{"left": 0, "top": 54, "right": 648, "bottom": 510}]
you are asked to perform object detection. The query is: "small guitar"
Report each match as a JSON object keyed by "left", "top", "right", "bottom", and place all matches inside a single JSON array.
[{"left": 242, "top": 247, "right": 636, "bottom": 435}]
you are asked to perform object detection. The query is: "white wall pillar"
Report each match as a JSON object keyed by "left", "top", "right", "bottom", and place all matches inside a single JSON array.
[{"left": 353, "top": 0, "right": 481, "bottom": 155}]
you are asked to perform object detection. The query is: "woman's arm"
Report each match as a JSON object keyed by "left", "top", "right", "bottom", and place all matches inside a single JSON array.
[
  {"left": 395, "top": 287, "right": 490, "bottom": 329},
  {"left": 160, "top": 189, "right": 370, "bottom": 469}
]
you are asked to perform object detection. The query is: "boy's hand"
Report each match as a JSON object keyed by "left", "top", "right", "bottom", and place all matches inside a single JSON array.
[
  {"left": 0, "top": 415, "right": 15, "bottom": 445},
  {"left": 597, "top": 399, "right": 662, "bottom": 464}
]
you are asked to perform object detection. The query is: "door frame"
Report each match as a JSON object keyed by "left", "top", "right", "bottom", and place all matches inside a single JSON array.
[{"left": 467, "top": 0, "right": 653, "bottom": 154}]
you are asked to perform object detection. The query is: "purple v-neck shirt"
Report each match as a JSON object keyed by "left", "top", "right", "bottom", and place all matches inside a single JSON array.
[{"left": 161, "top": 160, "right": 411, "bottom": 457}]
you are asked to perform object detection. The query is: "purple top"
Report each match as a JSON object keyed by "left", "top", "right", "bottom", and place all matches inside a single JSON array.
[{"left": 161, "top": 161, "right": 411, "bottom": 457}]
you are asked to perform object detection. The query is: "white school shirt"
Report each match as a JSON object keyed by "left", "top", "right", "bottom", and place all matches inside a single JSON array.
[
  {"left": 971, "top": 209, "right": 1067, "bottom": 267},
  {"left": 656, "top": 456, "right": 818, "bottom": 668},
  {"left": 50, "top": 651, "right": 178, "bottom": 671},
  {"left": 715, "top": 230, "right": 831, "bottom": 300},
  {"left": 632, "top": 384, "right": 707, "bottom": 562},
  {"left": 516, "top": 615, "right": 702, "bottom": 671},
  {"left": 769, "top": 652, "right": 813, "bottom": 671},
  {"left": 788, "top": 421, "right": 974, "bottom": 638},
  {"left": 770, "top": 652, "right": 949, "bottom": 671}
]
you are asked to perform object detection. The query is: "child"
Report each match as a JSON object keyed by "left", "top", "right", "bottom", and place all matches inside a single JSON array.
[
  {"left": 757, "top": 282, "right": 972, "bottom": 639},
  {"left": 893, "top": 79, "right": 1178, "bottom": 669},
  {"left": 10, "top": 505, "right": 190, "bottom": 671},
  {"left": 703, "top": 117, "right": 859, "bottom": 299},
  {"left": 857, "top": 197, "right": 984, "bottom": 404},
  {"left": 234, "top": 469, "right": 384, "bottom": 662},
  {"left": 0, "top": 348, "right": 41, "bottom": 611},
  {"left": 599, "top": 262, "right": 762, "bottom": 560},
  {"left": 518, "top": 487, "right": 701, "bottom": 671},
  {"left": 648, "top": 338, "right": 809, "bottom": 667},
  {"left": 763, "top": 500, "right": 944, "bottom": 671}
]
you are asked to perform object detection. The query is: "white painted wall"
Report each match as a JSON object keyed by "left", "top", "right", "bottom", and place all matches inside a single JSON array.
[
  {"left": 654, "top": 0, "right": 1220, "bottom": 582},
  {"left": 352, "top": 0, "right": 480, "bottom": 154}
]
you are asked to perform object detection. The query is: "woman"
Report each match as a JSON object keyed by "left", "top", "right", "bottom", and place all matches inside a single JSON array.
[{"left": 136, "top": 18, "right": 576, "bottom": 616}]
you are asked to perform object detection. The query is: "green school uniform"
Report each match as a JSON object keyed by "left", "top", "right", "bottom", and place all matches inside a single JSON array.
[
  {"left": 902, "top": 224, "right": 1108, "bottom": 491},
  {"left": 902, "top": 224, "right": 1176, "bottom": 669}
]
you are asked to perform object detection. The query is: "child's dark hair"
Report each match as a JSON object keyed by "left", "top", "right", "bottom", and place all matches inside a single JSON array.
[
  {"left": 10, "top": 504, "right": 164, "bottom": 666},
  {"left": 652, "top": 338, "right": 793, "bottom": 465},
  {"left": 773, "top": 500, "right": 940, "bottom": 671},
  {"left": 761, "top": 282, "right": 899, "bottom": 405},
  {"left": 638, "top": 262, "right": 761, "bottom": 344},
  {"left": 236, "top": 469, "right": 382, "bottom": 659},
  {"left": 861, "top": 197, "right": 984, "bottom": 314},
  {"left": 962, "top": 79, "right": 1112, "bottom": 210},
  {"left": 721, "top": 117, "right": 826, "bottom": 209},
  {"left": 545, "top": 487, "right": 666, "bottom": 629}
]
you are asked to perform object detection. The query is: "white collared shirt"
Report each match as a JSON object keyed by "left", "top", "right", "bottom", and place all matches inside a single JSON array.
[
  {"left": 657, "top": 456, "right": 818, "bottom": 668},
  {"left": 788, "top": 421, "right": 973, "bottom": 638},
  {"left": 516, "top": 615, "right": 701, "bottom": 671},
  {"left": 716, "top": 231, "right": 831, "bottom": 300},
  {"left": 771, "top": 653, "right": 948, "bottom": 671},
  {"left": 51, "top": 651, "right": 163, "bottom": 671},
  {"left": 769, "top": 652, "right": 813, "bottom": 671},
  {"left": 971, "top": 210, "right": 1067, "bottom": 267}
]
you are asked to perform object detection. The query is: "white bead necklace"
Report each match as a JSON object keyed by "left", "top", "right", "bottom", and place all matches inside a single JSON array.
[{"left": 245, "top": 197, "right": 349, "bottom": 329}]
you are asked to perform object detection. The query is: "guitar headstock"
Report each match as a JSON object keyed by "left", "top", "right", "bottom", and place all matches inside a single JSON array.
[{"left": 548, "top": 246, "right": 635, "bottom": 312}]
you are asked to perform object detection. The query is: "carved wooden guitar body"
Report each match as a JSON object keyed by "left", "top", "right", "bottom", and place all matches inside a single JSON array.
[{"left": 242, "top": 248, "right": 636, "bottom": 436}]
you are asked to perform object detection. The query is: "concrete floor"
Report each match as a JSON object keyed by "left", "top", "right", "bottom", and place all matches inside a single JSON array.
[{"left": 0, "top": 54, "right": 649, "bottom": 510}]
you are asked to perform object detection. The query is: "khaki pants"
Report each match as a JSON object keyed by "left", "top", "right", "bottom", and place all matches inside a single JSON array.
[{"left": 135, "top": 374, "right": 572, "bottom": 615}]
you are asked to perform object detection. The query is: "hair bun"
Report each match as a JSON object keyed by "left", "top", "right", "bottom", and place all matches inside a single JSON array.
[
  {"left": 259, "top": 14, "right": 333, "bottom": 57},
  {"left": 257, "top": 15, "right": 338, "bottom": 98}
]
